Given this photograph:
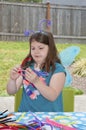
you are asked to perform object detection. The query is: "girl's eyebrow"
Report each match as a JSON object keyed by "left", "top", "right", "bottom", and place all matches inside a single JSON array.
[
  {"left": 31, "top": 45, "right": 44, "bottom": 48},
  {"left": 31, "top": 45, "right": 35, "bottom": 48}
]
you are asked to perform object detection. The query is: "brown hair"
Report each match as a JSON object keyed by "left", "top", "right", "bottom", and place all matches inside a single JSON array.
[{"left": 21, "top": 31, "right": 61, "bottom": 72}]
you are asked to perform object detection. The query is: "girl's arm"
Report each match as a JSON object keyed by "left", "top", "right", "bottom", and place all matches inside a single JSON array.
[
  {"left": 25, "top": 68, "right": 66, "bottom": 101},
  {"left": 7, "top": 76, "right": 23, "bottom": 95},
  {"left": 7, "top": 65, "right": 23, "bottom": 95},
  {"left": 34, "top": 73, "right": 65, "bottom": 101}
]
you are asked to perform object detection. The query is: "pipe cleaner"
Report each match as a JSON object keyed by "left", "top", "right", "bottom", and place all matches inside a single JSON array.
[
  {"left": 0, "top": 110, "right": 16, "bottom": 129},
  {"left": 24, "top": 19, "right": 52, "bottom": 37},
  {"left": 45, "top": 117, "right": 77, "bottom": 130},
  {"left": 18, "top": 67, "right": 48, "bottom": 100},
  {"left": 15, "top": 111, "right": 53, "bottom": 130}
]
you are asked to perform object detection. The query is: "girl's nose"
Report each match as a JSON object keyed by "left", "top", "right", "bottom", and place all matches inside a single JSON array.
[{"left": 34, "top": 49, "right": 40, "bottom": 54}]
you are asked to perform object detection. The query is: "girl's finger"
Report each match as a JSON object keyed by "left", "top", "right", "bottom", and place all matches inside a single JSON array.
[{"left": 26, "top": 67, "right": 33, "bottom": 73}]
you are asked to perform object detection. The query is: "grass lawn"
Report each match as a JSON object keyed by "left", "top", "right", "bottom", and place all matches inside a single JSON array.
[{"left": 0, "top": 41, "right": 86, "bottom": 96}]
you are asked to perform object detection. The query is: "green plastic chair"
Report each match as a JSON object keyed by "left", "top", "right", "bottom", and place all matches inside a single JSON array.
[
  {"left": 62, "top": 88, "right": 74, "bottom": 112},
  {"left": 14, "top": 87, "right": 23, "bottom": 112},
  {"left": 14, "top": 88, "right": 74, "bottom": 112}
]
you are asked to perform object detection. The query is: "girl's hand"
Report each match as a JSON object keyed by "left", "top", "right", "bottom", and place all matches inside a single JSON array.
[
  {"left": 10, "top": 65, "right": 21, "bottom": 80},
  {"left": 25, "top": 68, "right": 39, "bottom": 84}
]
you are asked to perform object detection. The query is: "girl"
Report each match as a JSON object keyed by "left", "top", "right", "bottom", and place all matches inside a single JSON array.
[{"left": 7, "top": 31, "right": 66, "bottom": 112}]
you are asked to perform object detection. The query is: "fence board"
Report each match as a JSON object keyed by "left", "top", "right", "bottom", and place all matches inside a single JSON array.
[
  {"left": 81, "top": 10, "right": 86, "bottom": 36},
  {"left": 0, "top": 2, "right": 86, "bottom": 43},
  {"left": 0, "top": 4, "right": 2, "bottom": 32}
]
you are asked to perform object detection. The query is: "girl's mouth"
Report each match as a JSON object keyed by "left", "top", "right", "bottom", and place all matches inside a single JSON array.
[{"left": 35, "top": 55, "right": 40, "bottom": 58}]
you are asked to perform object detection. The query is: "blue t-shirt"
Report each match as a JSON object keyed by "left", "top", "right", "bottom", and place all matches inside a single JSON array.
[{"left": 18, "top": 63, "right": 66, "bottom": 112}]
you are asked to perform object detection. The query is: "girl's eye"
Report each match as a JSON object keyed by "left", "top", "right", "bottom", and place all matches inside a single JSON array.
[
  {"left": 31, "top": 47, "right": 44, "bottom": 50},
  {"left": 31, "top": 48, "right": 35, "bottom": 50},
  {"left": 39, "top": 47, "right": 44, "bottom": 49}
]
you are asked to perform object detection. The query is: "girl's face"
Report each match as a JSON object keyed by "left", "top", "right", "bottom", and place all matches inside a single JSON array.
[{"left": 31, "top": 41, "right": 49, "bottom": 65}]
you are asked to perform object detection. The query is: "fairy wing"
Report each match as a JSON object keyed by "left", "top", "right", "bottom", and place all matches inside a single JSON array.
[
  {"left": 59, "top": 46, "right": 80, "bottom": 67},
  {"left": 64, "top": 69, "right": 72, "bottom": 87},
  {"left": 59, "top": 46, "right": 80, "bottom": 87}
]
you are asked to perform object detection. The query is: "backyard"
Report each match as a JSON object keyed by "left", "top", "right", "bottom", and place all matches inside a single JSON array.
[{"left": 0, "top": 41, "right": 86, "bottom": 96}]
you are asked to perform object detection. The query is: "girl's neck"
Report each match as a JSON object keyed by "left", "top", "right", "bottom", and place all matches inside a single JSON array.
[{"left": 34, "top": 63, "right": 41, "bottom": 71}]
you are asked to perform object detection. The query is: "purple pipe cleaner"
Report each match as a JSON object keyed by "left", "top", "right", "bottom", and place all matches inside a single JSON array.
[
  {"left": 38, "top": 19, "right": 51, "bottom": 32},
  {"left": 24, "top": 30, "right": 34, "bottom": 37},
  {"left": 24, "top": 19, "right": 52, "bottom": 37}
]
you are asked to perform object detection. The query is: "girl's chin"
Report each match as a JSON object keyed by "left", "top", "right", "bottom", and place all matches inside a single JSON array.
[
  {"left": 33, "top": 58, "right": 44, "bottom": 64},
  {"left": 35, "top": 61, "right": 43, "bottom": 65}
]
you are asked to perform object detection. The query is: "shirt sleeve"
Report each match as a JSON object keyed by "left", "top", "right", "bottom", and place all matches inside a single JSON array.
[{"left": 54, "top": 63, "right": 66, "bottom": 75}]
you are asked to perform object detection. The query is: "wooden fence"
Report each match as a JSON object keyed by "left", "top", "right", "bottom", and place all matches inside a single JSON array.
[{"left": 0, "top": 2, "right": 86, "bottom": 43}]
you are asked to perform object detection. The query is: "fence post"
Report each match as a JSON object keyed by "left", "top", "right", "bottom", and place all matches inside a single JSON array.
[{"left": 46, "top": 2, "right": 51, "bottom": 32}]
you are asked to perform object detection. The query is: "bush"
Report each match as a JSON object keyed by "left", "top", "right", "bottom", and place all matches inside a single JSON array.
[{"left": 72, "top": 58, "right": 86, "bottom": 77}]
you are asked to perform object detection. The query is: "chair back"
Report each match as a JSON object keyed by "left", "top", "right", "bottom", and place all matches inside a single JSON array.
[
  {"left": 62, "top": 89, "right": 74, "bottom": 112},
  {"left": 14, "top": 87, "right": 23, "bottom": 112},
  {"left": 14, "top": 88, "right": 74, "bottom": 112}
]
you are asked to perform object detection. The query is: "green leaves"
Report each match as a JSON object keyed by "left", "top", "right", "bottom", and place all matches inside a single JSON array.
[{"left": 73, "top": 58, "right": 86, "bottom": 77}]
